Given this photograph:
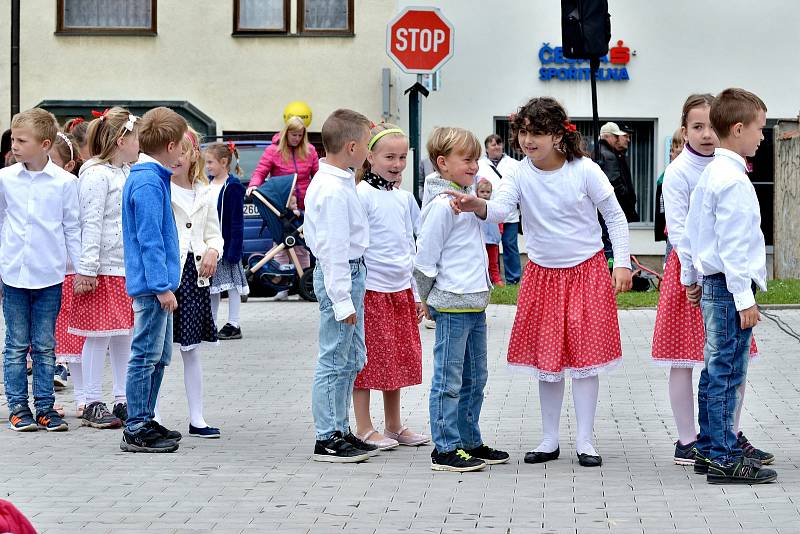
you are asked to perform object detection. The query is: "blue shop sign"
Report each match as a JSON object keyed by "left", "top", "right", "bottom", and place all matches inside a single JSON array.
[{"left": 538, "top": 40, "right": 632, "bottom": 82}]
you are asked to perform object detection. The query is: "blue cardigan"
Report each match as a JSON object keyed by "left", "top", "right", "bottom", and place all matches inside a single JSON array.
[
  {"left": 216, "top": 174, "right": 245, "bottom": 263},
  {"left": 122, "top": 161, "right": 181, "bottom": 297}
]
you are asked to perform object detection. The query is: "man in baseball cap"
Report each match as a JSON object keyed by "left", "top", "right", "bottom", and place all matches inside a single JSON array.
[{"left": 596, "top": 122, "right": 638, "bottom": 222}]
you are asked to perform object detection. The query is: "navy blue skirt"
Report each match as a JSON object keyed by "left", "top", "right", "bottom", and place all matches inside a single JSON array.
[{"left": 174, "top": 255, "right": 218, "bottom": 351}]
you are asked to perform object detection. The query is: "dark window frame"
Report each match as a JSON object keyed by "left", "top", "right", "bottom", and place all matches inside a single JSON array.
[
  {"left": 297, "top": 0, "right": 354, "bottom": 36},
  {"left": 56, "top": 0, "right": 157, "bottom": 36},
  {"left": 233, "top": 0, "right": 291, "bottom": 36}
]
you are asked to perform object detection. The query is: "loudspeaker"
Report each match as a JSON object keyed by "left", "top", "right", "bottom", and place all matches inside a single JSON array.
[{"left": 561, "top": 0, "right": 611, "bottom": 59}]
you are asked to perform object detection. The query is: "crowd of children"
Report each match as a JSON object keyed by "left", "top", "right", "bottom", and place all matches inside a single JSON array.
[{"left": 0, "top": 87, "right": 779, "bottom": 484}]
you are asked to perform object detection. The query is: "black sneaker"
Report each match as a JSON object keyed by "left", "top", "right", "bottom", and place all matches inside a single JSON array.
[
  {"left": 674, "top": 439, "right": 697, "bottom": 465},
  {"left": 430, "top": 448, "right": 486, "bottom": 472},
  {"left": 737, "top": 431, "right": 774, "bottom": 465},
  {"left": 112, "top": 402, "right": 128, "bottom": 422},
  {"left": 217, "top": 323, "right": 242, "bottom": 340},
  {"left": 148, "top": 420, "right": 182, "bottom": 441},
  {"left": 35, "top": 407, "right": 69, "bottom": 432},
  {"left": 343, "top": 431, "right": 380, "bottom": 457},
  {"left": 81, "top": 401, "right": 122, "bottom": 429},
  {"left": 53, "top": 364, "right": 69, "bottom": 390},
  {"left": 707, "top": 456, "right": 777, "bottom": 485},
  {"left": 464, "top": 444, "right": 510, "bottom": 465},
  {"left": 693, "top": 448, "right": 711, "bottom": 474},
  {"left": 313, "top": 432, "right": 370, "bottom": 463},
  {"left": 8, "top": 405, "right": 38, "bottom": 432},
  {"left": 120, "top": 427, "right": 179, "bottom": 453}
]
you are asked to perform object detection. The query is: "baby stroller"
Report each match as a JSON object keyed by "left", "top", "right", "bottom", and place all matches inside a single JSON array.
[{"left": 245, "top": 174, "right": 316, "bottom": 302}]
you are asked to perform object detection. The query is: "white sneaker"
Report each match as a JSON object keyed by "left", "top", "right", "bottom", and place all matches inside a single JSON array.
[
  {"left": 273, "top": 290, "right": 289, "bottom": 301},
  {"left": 423, "top": 318, "right": 436, "bottom": 329}
]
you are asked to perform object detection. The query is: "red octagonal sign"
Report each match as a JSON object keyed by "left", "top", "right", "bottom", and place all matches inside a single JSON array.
[{"left": 387, "top": 7, "right": 454, "bottom": 74}]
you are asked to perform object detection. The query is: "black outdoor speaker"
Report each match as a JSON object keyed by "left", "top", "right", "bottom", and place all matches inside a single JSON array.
[{"left": 561, "top": 0, "right": 611, "bottom": 59}]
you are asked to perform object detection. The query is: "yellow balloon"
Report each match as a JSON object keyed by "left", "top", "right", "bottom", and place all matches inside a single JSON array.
[{"left": 283, "top": 101, "right": 312, "bottom": 128}]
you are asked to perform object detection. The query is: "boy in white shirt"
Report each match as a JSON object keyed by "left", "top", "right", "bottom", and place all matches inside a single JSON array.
[
  {"left": 1, "top": 108, "right": 81, "bottom": 432},
  {"left": 415, "top": 127, "right": 509, "bottom": 472},
  {"left": 681, "top": 88, "right": 776, "bottom": 485},
  {"left": 305, "top": 109, "right": 375, "bottom": 463}
]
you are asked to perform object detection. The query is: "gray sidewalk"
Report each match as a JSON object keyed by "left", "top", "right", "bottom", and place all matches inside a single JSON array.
[{"left": 1, "top": 301, "right": 800, "bottom": 534}]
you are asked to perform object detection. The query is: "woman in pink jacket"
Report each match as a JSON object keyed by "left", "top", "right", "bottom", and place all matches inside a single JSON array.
[
  {"left": 247, "top": 115, "right": 319, "bottom": 211},
  {"left": 248, "top": 115, "right": 319, "bottom": 300}
]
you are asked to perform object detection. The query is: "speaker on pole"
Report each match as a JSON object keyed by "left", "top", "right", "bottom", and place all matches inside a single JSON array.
[{"left": 561, "top": 0, "right": 611, "bottom": 160}]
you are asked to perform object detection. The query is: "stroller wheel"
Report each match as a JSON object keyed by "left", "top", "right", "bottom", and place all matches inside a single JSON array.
[{"left": 298, "top": 269, "right": 317, "bottom": 302}]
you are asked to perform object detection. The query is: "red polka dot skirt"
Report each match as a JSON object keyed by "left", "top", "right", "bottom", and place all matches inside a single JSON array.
[
  {"left": 507, "top": 250, "right": 622, "bottom": 381},
  {"left": 68, "top": 275, "right": 133, "bottom": 337},
  {"left": 354, "top": 288, "right": 423, "bottom": 391},
  {"left": 55, "top": 274, "right": 85, "bottom": 363},
  {"left": 652, "top": 251, "right": 758, "bottom": 367}
]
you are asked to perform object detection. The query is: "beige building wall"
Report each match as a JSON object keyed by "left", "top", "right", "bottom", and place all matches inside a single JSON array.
[{"left": 1, "top": 0, "right": 400, "bottom": 133}]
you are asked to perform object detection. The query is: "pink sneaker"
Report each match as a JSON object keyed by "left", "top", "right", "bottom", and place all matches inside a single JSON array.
[
  {"left": 384, "top": 426, "right": 430, "bottom": 446},
  {"left": 357, "top": 430, "right": 399, "bottom": 451}
]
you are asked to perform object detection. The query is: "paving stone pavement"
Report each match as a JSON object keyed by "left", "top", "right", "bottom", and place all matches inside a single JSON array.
[{"left": 1, "top": 299, "right": 800, "bottom": 534}]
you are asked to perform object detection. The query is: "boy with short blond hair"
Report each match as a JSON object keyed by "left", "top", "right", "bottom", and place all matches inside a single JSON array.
[
  {"left": 306, "top": 108, "right": 376, "bottom": 463},
  {"left": 415, "top": 126, "right": 509, "bottom": 472},
  {"left": 1, "top": 108, "right": 81, "bottom": 432},
  {"left": 120, "top": 106, "right": 187, "bottom": 453},
  {"left": 681, "top": 88, "right": 776, "bottom": 484}
]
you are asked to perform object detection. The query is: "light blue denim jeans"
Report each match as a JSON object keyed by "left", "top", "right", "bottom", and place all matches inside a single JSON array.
[
  {"left": 311, "top": 260, "right": 367, "bottom": 441},
  {"left": 2, "top": 283, "right": 62, "bottom": 413},
  {"left": 429, "top": 308, "right": 488, "bottom": 453},
  {"left": 125, "top": 295, "right": 173, "bottom": 433},
  {"left": 696, "top": 273, "right": 752, "bottom": 464}
]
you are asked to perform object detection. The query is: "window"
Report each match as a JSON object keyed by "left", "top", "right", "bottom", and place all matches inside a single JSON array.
[
  {"left": 298, "top": 0, "right": 354, "bottom": 35},
  {"left": 493, "top": 116, "right": 657, "bottom": 224},
  {"left": 57, "top": 0, "right": 156, "bottom": 35},
  {"left": 234, "top": 0, "right": 290, "bottom": 34}
]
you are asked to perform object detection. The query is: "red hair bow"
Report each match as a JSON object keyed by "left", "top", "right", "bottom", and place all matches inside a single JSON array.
[
  {"left": 564, "top": 121, "right": 577, "bottom": 133},
  {"left": 227, "top": 141, "right": 236, "bottom": 154},
  {"left": 91, "top": 108, "right": 110, "bottom": 120},
  {"left": 71, "top": 117, "right": 84, "bottom": 125}
]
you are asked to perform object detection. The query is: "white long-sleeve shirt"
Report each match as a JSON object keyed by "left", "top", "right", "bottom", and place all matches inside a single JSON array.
[
  {"left": 304, "top": 161, "right": 369, "bottom": 320},
  {"left": 663, "top": 145, "right": 713, "bottom": 256},
  {"left": 0, "top": 160, "right": 81, "bottom": 289},
  {"left": 485, "top": 156, "right": 631, "bottom": 269},
  {"left": 679, "top": 148, "right": 766, "bottom": 310},
  {"left": 76, "top": 159, "right": 128, "bottom": 277},
  {"left": 356, "top": 181, "right": 419, "bottom": 296}
]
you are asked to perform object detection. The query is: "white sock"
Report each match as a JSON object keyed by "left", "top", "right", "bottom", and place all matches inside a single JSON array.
[
  {"left": 181, "top": 347, "right": 207, "bottom": 428},
  {"left": 734, "top": 381, "right": 746, "bottom": 434},
  {"left": 210, "top": 292, "right": 221, "bottom": 325},
  {"left": 70, "top": 362, "right": 85, "bottom": 410},
  {"left": 153, "top": 397, "right": 161, "bottom": 424},
  {"left": 227, "top": 289, "right": 241, "bottom": 328},
  {"left": 108, "top": 334, "right": 131, "bottom": 405},
  {"left": 82, "top": 337, "right": 110, "bottom": 405},
  {"left": 668, "top": 367, "right": 698, "bottom": 445},
  {"left": 572, "top": 375, "right": 600, "bottom": 456},
  {"left": 535, "top": 379, "right": 565, "bottom": 453}
]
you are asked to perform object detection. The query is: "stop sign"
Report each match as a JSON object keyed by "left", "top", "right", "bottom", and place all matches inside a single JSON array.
[{"left": 387, "top": 7, "right": 454, "bottom": 74}]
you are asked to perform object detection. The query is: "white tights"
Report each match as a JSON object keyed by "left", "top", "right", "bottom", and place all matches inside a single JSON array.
[
  {"left": 154, "top": 347, "right": 208, "bottom": 428},
  {"left": 535, "top": 375, "right": 600, "bottom": 456},
  {"left": 669, "top": 367, "right": 747, "bottom": 445},
  {"left": 71, "top": 362, "right": 85, "bottom": 410},
  {"left": 210, "top": 289, "right": 241, "bottom": 328},
  {"left": 81, "top": 335, "right": 131, "bottom": 405}
]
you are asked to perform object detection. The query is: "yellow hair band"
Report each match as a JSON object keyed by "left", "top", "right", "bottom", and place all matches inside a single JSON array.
[{"left": 368, "top": 128, "right": 406, "bottom": 151}]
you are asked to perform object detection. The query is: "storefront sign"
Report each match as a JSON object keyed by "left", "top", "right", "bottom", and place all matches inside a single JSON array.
[{"left": 538, "top": 40, "right": 631, "bottom": 82}]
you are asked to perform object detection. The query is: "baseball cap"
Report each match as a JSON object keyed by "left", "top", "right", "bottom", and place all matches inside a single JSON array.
[{"left": 600, "top": 122, "right": 627, "bottom": 136}]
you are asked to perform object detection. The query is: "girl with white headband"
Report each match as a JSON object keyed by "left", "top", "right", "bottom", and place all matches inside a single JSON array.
[
  {"left": 351, "top": 123, "right": 430, "bottom": 451},
  {"left": 68, "top": 107, "right": 140, "bottom": 429}
]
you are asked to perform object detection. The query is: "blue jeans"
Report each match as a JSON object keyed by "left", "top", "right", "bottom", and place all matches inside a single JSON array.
[
  {"left": 501, "top": 222, "right": 521, "bottom": 284},
  {"left": 696, "top": 274, "right": 752, "bottom": 464},
  {"left": 2, "top": 283, "right": 62, "bottom": 413},
  {"left": 125, "top": 296, "right": 173, "bottom": 433},
  {"left": 311, "top": 260, "right": 367, "bottom": 441},
  {"left": 429, "top": 309, "right": 488, "bottom": 453}
]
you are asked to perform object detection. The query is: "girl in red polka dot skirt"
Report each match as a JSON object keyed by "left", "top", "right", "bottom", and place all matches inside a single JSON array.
[
  {"left": 652, "top": 94, "right": 772, "bottom": 466},
  {"left": 351, "top": 124, "right": 429, "bottom": 451},
  {"left": 69, "top": 107, "right": 140, "bottom": 430},
  {"left": 450, "top": 97, "right": 633, "bottom": 467}
]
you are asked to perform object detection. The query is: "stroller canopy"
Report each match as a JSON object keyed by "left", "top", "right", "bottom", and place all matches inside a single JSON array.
[{"left": 251, "top": 174, "right": 299, "bottom": 245}]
